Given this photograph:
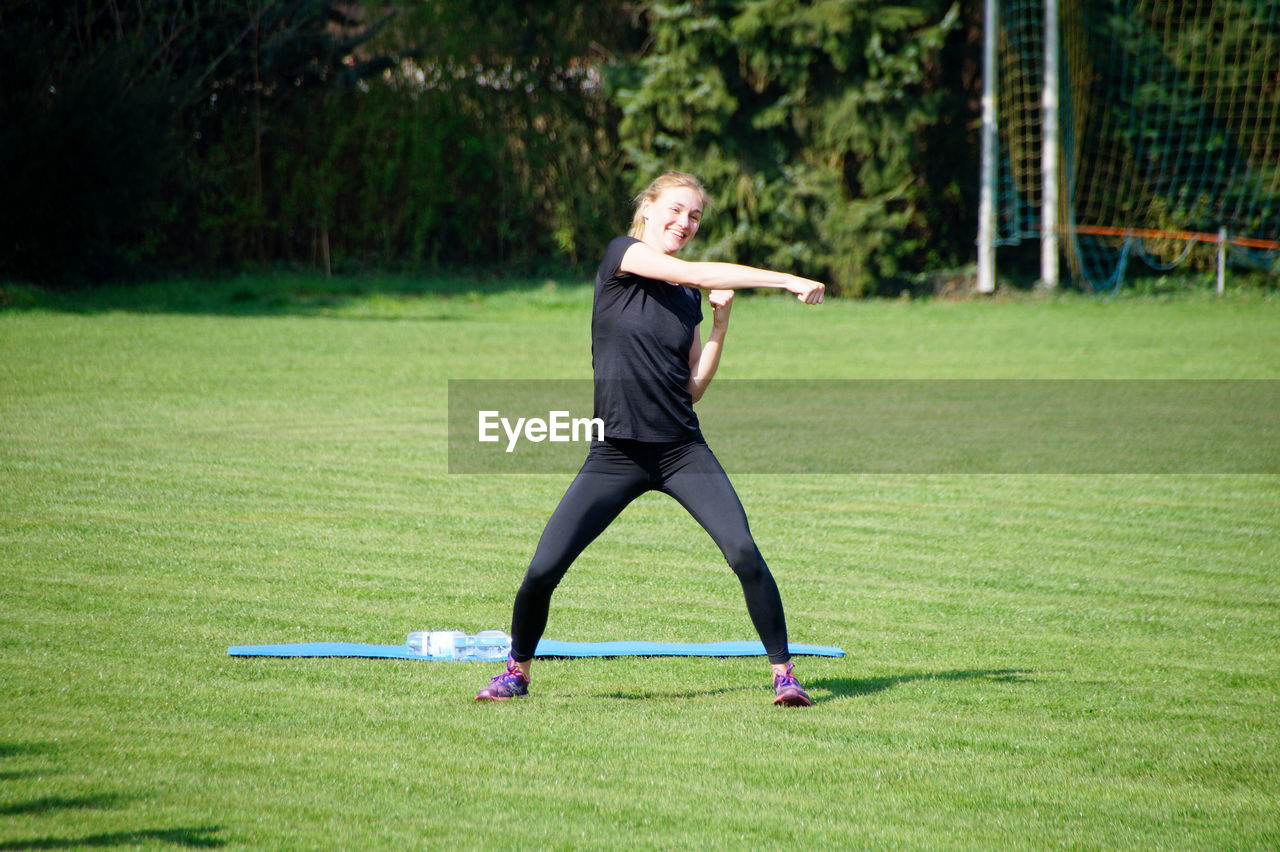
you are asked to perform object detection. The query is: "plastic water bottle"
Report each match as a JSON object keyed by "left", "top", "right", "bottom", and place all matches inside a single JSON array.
[
  {"left": 405, "top": 630, "right": 511, "bottom": 661},
  {"left": 466, "top": 630, "right": 513, "bottom": 661}
]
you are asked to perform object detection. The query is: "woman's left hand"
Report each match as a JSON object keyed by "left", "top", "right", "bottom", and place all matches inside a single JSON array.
[{"left": 709, "top": 289, "right": 734, "bottom": 329}]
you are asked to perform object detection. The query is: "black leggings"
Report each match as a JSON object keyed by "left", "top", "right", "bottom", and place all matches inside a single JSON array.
[{"left": 509, "top": 438, "right": 791, "bottom": 664}]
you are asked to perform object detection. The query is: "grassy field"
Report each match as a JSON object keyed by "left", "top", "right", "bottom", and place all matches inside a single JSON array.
[{"left": 1, "top": 275, "right": 1278, "bottom": 849}]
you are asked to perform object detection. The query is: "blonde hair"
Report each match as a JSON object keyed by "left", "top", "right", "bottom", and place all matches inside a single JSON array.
[{"left": 629, "top": 171, "right": 710, "bottom": 238}]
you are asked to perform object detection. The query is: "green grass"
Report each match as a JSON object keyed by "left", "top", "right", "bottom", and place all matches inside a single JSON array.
[{"left": 2, "top": 276, "right": 1278, "bottom": 849}]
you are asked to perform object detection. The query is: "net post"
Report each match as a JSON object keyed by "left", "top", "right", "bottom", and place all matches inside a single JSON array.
[
  {"left": 1217, "top": 228, "right": 1227, "bottom": 296},
  {"left": 1041, "top": 0, "right": 1060, "bottom": 289},
  {"left": 977, "top": 0, "right": 998, "bottom": 295}
]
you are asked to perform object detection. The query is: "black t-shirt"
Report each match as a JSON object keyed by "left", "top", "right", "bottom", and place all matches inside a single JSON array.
[{"left": 591, "top": 236, "right": 704, "bottom": 441}]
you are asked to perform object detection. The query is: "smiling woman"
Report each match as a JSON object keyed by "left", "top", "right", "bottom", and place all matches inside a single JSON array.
[
  {"left": 619, "top": 172, "right": 826, "bottom": 302},
  {"left": 629, "top": 171, "right": 707, "bottom": 252},
  {"left": 475, "top": 170, "right": 827, "bottom": 706}
]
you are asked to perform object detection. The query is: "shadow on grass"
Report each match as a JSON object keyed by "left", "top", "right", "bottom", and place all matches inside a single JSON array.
[
  {"left": 0, "top": 826, "right": 226, "bottom": 850},
  {"left": 0, "top": 743, "right": 56, "bottom": 759},
  {"left": 0, "top": 741, "right": 225, "bottom": 849},
  {"left": 589, "top": 669, "right": 1034, "bottom": 703},
  {"left": 0, "top": 743, "right": 60, "bottom": 783},
  {"left": 0, "top": 794, "right": 126, "bottom": 817},
  {"left": 811, "top": 668, "right": 1035, "bottom": 702}
]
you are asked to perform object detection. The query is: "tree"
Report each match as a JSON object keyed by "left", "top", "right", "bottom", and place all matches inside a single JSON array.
[
  {"left": 0, "top": 0, "right": 396, "bottom": 283},
  {"left": 0, "top": 0, "right": 646, "bottom": 282},
  {"left": 2, "top": 0, "right": 990, "bottom": 291},
  {"left": 614, "top": 0, "right": 966, "bottom": 295}
]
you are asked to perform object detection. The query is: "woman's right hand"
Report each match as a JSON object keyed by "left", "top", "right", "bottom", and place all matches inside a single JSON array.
[{"left": 786, "top": 275, "right": 826, "bottom": 305}]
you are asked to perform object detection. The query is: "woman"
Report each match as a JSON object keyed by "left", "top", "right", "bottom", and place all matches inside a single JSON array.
[{"left": 477, "top": 171, "right": 825, "bottom": 706}]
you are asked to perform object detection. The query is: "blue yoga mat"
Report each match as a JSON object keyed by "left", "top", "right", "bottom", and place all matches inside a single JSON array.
[{"left": 227, "top": 639, "right": 845, "bottom": 659}]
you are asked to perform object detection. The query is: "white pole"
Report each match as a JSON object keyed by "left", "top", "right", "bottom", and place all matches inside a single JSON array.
[
  {"left": 1217, "top": 227, "right": 1227, "bottom": 295},
  {"left": 1041, "top": 0, "right": 1060, "bottom": 289},
  {"left": 977, "top": 0, "right": 998, "bottom": 295}
]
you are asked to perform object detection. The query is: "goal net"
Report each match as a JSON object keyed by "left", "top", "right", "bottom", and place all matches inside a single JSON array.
[{"left": 996, "top": 0, "right": 1280, "bottom": 289}]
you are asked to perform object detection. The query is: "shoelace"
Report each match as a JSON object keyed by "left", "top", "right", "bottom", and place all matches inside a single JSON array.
[
  {"left": 491, "top": 661, "right": 525, "bottom": 685},
  {"left": 774, "top": 666, "right": 801, "bottom": 691}
]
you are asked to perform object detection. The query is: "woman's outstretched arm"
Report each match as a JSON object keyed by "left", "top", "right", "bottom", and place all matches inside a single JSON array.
[{"left": 619, "top": 241, "right": 826, "bottom": 304}]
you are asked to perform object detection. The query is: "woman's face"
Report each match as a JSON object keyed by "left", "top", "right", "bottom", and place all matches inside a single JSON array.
[{"left": 642, "top": 186, "right": 703, "bottom": 254}]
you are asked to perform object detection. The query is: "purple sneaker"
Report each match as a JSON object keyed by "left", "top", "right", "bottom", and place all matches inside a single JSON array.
[
  {"left": 475, "top": 656, "right": 530, "bottom": 701},
  {"left": 773, "top": 662, "right": 812, "bottom": 707}
]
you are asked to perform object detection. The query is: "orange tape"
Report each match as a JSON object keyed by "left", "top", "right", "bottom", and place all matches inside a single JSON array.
[{"left": 1068, "top": 224, "right": 1280, "bottom": 251}]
